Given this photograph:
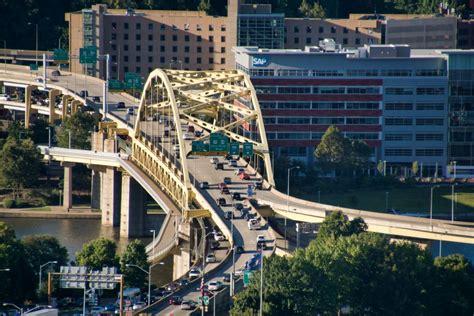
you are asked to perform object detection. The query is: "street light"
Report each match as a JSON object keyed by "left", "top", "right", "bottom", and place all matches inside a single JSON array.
[
  {"left": 38, "top": 261, "right": 57, "bottom": 295},
  {"left": 430, "top": 186, "right": 439, "bottom": 229},
  {"left": 150, "top": 229, "right": 156, "bottom": 262},
  {"left": 286, "top": 166, "right": 300, "bottom": 250},
  {"left": 3, "top": 303, "right": 23, "bottom": 316},
  {"left": 27, "top": 23, "right": 39, "bottom": 66},
  {"left": 126, "top": 261, "right": 164, "bottom": 306}
]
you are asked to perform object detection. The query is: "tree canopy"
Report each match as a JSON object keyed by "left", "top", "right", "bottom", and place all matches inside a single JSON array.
[
  {"left": 56, "top": 111, "right": 99, "bottom": 150},
  {"left": 76, "top": 237, "right": 119, "bottom": 270},
  {"left": 120, "top": 239, "right": 149, "bottom": 288}
]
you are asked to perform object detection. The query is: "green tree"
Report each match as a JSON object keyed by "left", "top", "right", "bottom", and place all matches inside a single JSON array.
[
  {"left": 377, "top": 160, "right": 384, "bottom": 175},
  {"left": 0, "top": 137, "right": 41, "bottom": 198},
  {"left": 314, "top": 126, "right": 352, "bottom": 174},
  {"left": 56, "top": 111, "right": 99, "bottom": 150},
  {"left": 120, "top": 240, "right": 149, "bottom": 288},
  {"left": 299, "top": 0, "right": 326, "bottom": 18},
  {"left": 350, "top": 140, "right": 370, "bottom": 174},
  {"left": 76, "top": 237, "right": 119, "bottom": 270},
  {"left": 0, "top": 222, "right": 36, "bottom": 303},
  {"left": 316, "top": 211, "right": 367, "bottom": 241},
  {"left": 412, "top": 160, "right": 419, "bottom": 177}
]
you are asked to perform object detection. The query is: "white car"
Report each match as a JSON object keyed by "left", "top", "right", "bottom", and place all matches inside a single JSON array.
[
  {"left": 189, "top": 267, "right": 201, "bottom": 278},
  {"left": 234, "top": 168, "right": 245, "bottom": 175},
  {"left": 210, "top": 157, "right": 219, "bottom": 164},
  {"left": 132, "top": 302, "right": 146, "bottom": 310},
  {"left": 229, "top": 160, "right": 238, "bottom": 167},
  {"left": 173, "top": 144, "right": 180, "bottom": 152},
  {"left": 248, "top": 219, "right": 260, "bottom": 230},
  {"left": 207, "top": 280, "right": 223, "bottom": 291},
  {"left": 182, "top": 132, "right": 194, "bottom": 140},
  {"left": 205, "top": 253, "right": 216, "bottom": 263},
  {"left": 256, "top": 235, "right": 265, "bottom": 244},
  {"left": 213, "top": 231, "right": 225, "bottom": 241},
  {"left": 0, "top": 94, "right": 11, "bottom": 101}
]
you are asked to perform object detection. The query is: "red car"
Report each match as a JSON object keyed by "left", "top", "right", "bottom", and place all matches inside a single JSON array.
[{"left": 239, "top": 172, "right": 250, "bottom": 180}]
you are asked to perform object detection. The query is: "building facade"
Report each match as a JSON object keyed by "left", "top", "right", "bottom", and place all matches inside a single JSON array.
[{"left": 234, "top": 45, "right": 452, "bottom": 174}]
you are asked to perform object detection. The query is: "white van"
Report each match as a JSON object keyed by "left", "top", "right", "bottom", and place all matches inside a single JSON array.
[{"left": 248, "top": 219, "right": 260, "bottom": 230}]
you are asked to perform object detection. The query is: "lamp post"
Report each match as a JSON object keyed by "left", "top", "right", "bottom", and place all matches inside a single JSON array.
[
  {"left": 3, "top": 303, "right": 23, "bottom": 316},
  {"left": 150, "top": 229, "right": 156, "bottom": 261},
  {"left": 38, "top": 261, "right": 57, "bottom": 295},
  {"left": 286, "top": 166, "right": 300, "bottom": 250},
  {"left": 126, "top": 262, "right": 164, "bottom": 306}
]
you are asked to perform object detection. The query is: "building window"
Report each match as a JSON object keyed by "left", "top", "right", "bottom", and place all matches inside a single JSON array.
[
  {"left": 172, "top": 35, "right": 177, "bottom": 41},
  {"left": 197, "top": 57, "right": 202, "bottom": 64},
  {"left": 148, "top": 23, "right": 153, "bottom": 30},
  {"left": 221, "top": 47, "right": 226, "bottom": 53},
  {"left": 124, "top": 22, "right": 129, "bottom": 29},
  {"left": 136, "top": 56, "right": 141, "bottom": 62},
  {"left": 416, "top": 87, "right": 445, "bottom": 95},
  {"left": 343, "top": 27, "right": 348, "bottom": 33},
  {"left": 160, "top": 57, "right": 165, "bottom": 63},
  {"left": 172, "top": 46, "right": 177, "bottom": 52},
  {"left": 184, "top": 57, "right": 190, "bottom": 64},
  {"left": 416, "top": 103, "right": 444, "bottom": 111},
  {"left": 184, "top": 46, "right": 190, "bottom": 53},
  {"left": 197, "top": 46, "right": 202, "bottom": 53},
  {"left": 185, "top": 35, "right": 190, "bottom": 42},
  {"left": 112, "top": 65, "right": 117, "bottom": 73},
  {"left": 209, "top": 47, "right": 214, "bottom": 53},
  {"left": 221, "top": 58, "right": 225, "bottom": 64},
  {"left": 415, "top": 149, "right": 443, "bottom": 156},
  {"left": 343, "top": 38, "right": 348, "bottom": 45},
  {"left": 331, "top": 26, "right": 336, "bottom": 33},
  {"left": 124, "top": 55, "right": 129, "bottom": 62},
  {"left": 385, "top": 134, "right": 413, "bottom": 141},
  {"left": 148, "top": 45, "right": 153, "bottom": 52},
  {"left": 160, "top": 24, "right": 165, "bottom": 30},
  {"left": 209, "top": 36, "right": 214, "bottom": 42},
  {"left": 124, "top": 44, "right": 129, "bottom": 51},
  {"left": 221, "top": 36, "right": 226, "bottom": 42},
  {"left": 346, "top": 102, "right": 379, "bottom": 109},
  {"left": 209, "top": 25, "right": 214, "bottom": 31},
  {"left": 209, "top": 58, "right": 214, "bottom": 64},
  {"left": 306, "top": 37, "right": 311, "bottom": 44},
  {"left": 197, "top": 36, "right": 202, "bottom": 42},
  {"left": 111, "top": 33, "right": 117, "bottom": 40},
  {"left": 294, "top": 26, "right": 299, "bottom": 33},
  {"left": 197, "top": 24, "right": 202, "bottom": 31},
  {"left": 148, "top": 56, "right": 153, "bottom": 63},
  {"left": 319, "top": 26, "right": 324, "bottom": 33},
  {"left": 355, "top": 38, "right": 360, "bottom": 45},
  {"left": 294, "top": 37, "right": 299, "bottom": 44},
  {"left": 112, "top": 22, "right": 117, "bottom": 29},
  {"left": 221, "top": 25, "right": 226, "bottom": 31},
  {"left": 346, "top": 117, "right": 379, "bottom": 125},
  {"left": 111, "top": 55, "right": 117, "bottom": 62},
  {"left": 306, "top": 26, "right": 312, "bottom": 33},
  {"left": 172, "top": 24, "right": 177, "bottom": 30},
  {"left": 124, "top": 66, "right": 129, "bottom": 72},
  {"left": 148, "top": 34, "right": 153, "bottom": 41},
  {"left": 111, "top": 44, "right": 117, "bottom": 51},
  {"left": 184, "top": 23, "right": 190, "bottom": 30},
  {"left": 385, "top": 118, "right": 413, "bottom": 125},
  {"left": 160, "top": 46, "right": 165, "bottom": 52},
  {"left": 385, "top": 87, "right": 414, "bottom": 95},
  {"left": 385, "top": 148, "right": 412, "bottom": 156},
  {"left": 160, "top": 35, "right": 165, "bottom": 41},
  {"left": 136, "top": 34, "right": 141, "bottom": 40},
  {"left": 416, "top": 134, "right": 443, "bottom": 141},
  {"left": 124, "top": 33, "right": 129, "bottom": 40},
  {"left": 416, "top": 118, "right": 444, "bottom": 126},
  {"left": 385, "top": 103, "right": 413, "bottom": 111},
  {"left": 355, "top": 27, "right": 359, "bottom": 33},
  {"left": 136, "top": 66, "right": 141, "bottom": 73},
  {"left": 136, "top": 45, "right": 141, "bottom": 51}
]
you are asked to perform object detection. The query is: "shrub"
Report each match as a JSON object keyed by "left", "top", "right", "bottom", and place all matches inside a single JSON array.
[{"left": 3, "top": 198, "right": 15, "bottom": 208}]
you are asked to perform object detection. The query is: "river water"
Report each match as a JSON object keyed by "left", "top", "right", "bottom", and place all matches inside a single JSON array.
[{"left": 1, "top": 218, "right": 173, "bottom": 285}]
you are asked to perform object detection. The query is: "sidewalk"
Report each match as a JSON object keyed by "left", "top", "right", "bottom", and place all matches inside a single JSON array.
[{"left": 0, "top": 206, "right": 100, "bottom": 219}]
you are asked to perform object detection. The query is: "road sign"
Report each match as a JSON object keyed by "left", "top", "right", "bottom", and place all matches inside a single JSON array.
[
  {"left": 243, "top": 142, "right": 254, "bottom": 156},
  {"left": 29, "top": 64, "right": 38, "bottom": 71},
  {"left": 79, "top": 46, "right": 97, "bottom": 64},
  {"left": 209, "top": 133, "right": 228, "bottom": 152},
  {"left": 203, "top": 295, "right": 209, "bottom": 305},
  {"left": 108, "top": 79, "right": 124, "bottom": 91},
  {"left": 229, "top": 142, "right": 240, "bottom": 155},
  {"left": 243, "top": 271, "right": 252, "bottom": 287},
  {"left": 192, "top": 140, "right": 209, "bottom": 153},
  {"left": 53, "top": 49, "right": 69, "bottom": 63}
]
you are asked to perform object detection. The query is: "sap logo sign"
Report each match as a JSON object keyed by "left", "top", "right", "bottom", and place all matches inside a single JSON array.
[{"left": 252, "top": 56, "right": 270, "bottom": 67}]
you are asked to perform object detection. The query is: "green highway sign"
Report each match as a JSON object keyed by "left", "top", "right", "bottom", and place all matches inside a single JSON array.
[
  {"left": 192, "top": 140, "right": 209, "bottom": 153},
  {"left": 53, "top": 49, "right": 69, "bottom": 63},
  {"left": 209, "top": 133, "right": 228, "bottom": 152},
  {"left": 243, "top": 142, "right": 254, "bottom": 156},
  {"left": 29, "top": 64, "right": 38, "bottom": 71},
  {"left": 124, "top": 72, "right": 143, "bottom": 89},
  {"left": 229, "top": 142, "right": 240, "bottom": 156},
  {"left": 108, "top": 79, "right": 123, "bottom": 91},
  {"left": 198, "top": 295, "right": 210, "bottom": 306},
  {"left": 243, "top": 271, "right": 252, "bottom": 287},
  {"left": 79, "top": 46, "right": 97, "bottom": 64}
]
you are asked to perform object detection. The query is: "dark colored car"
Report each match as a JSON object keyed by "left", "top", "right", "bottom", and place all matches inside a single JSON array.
[
  {"left": 223, "top": 273, "right": 231, "bottom": 283},
  {"left": 234, "top": 203, "right": 244, "bottom": 211},
  {"left": 169, "top": 295, "right": 183, "bottom": 305},
  {"left": 194, "top": 130, "right": 203, "bottom": 137},
  {"left": 117, "top": 101, "right": 126, "bottom": 108},
  {"left": 51, "top": 70, "right": 61, "bottom": 76},
  {"left": 210, "top": 241, "right": 220, "bottom": 250},
  {"left": 92, "top": 96, "right": 100, "bottom": 103},
  {"left": 179, "top": 279, "right": 189, "bottom": 287},
  {"left": 79, "top": 90, "right": 89, "bottom": 97},
  {"left": 216, "top": 198, "right": 226, "bottom": 206},
  {"left": 215, "top": 162, "right": 224, "bottom": 170},
  {"left": 199, "top": 181, "right": 209, "bottom": 189},
  {"left": 221, "top": 187, "right": 230, "bottom": 194},
  {"left": 255, "top": 181, "right": 263, "bottom": 190},
  {"left": 224, "top": 153, "right": 232, "bottom": 160},
  {"left": 224, "top": 211, "right": 233, "bottom": 220},
  {"left": 231, "top": 192, "right": 241, "bottom": 200}
]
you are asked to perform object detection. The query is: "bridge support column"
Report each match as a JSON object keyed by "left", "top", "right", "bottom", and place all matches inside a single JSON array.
[
  {"left": 173, "top": 222, "right": 192, "bottom": 280},
  {"left": 101, "top": 167, "right": 121, "bottom": 226},
  {"left": 24, "top": 85, "right": 32, "bottom": 128},
  {"left": 120, "top": 172, "right": 146, "bottom": 238},
  {"left": 61, "top": 162, "right": 75, "bottom": 210},
  {"left": 90, "top": 167, "right": 102, "bottom": 210},
  {"left": 48, "top": 89, "right": 60, "bottom": 123}
]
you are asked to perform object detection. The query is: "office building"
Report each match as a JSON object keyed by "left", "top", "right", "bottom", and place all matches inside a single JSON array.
[{"left": 234, "top": 44, "right": 458, "bottom": 174}]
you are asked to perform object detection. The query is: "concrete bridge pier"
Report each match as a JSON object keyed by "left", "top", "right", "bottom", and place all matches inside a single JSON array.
[
  {"left": 173, "top": 221, "right": 193, "bottom": 280},
  {"left": 100, "top": 167, "right": 121, "bottom": 226},
  {"left": 61, "top": 162, "right": 75, "bottom": 210},
  {"left": 87, "top": 165, "right": 104, "bottom": 211},
  {"left": 119, "top": 172, "right": 146, "bottom": 238}
]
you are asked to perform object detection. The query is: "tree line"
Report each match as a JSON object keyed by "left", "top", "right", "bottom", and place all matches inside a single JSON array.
[
  {"left": 231, "top": 212, "right": 474, "bottom": 315},
  {"left": 0, "top": 221, "right": 149, "bottom": 303}
]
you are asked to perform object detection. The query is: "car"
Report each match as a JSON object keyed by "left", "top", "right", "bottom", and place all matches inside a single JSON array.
[
  {"left": 132, "top": 302, "right": 146, "bottom": 310},
  {"left": 179, "top": 279, "right": 189, "bottom": 287},
  {"left": 207, "top": 281, "right": 224, "bottom": 291},
  {"left": 224, "top": 211, "right": 233, "bottom": 220},
  {"left": 92, "top": 96, "right": 101, "bottom": 103},
  {"left": 189, "top": 268, "right": 201, "bottom": 279},
  {"left": 173, "top": 144, "right": 180, "bottom": 152},
  {"left": 35, "top": 77, "right": 44, "bottom": 83},
  {"left": 215, "top": 162, "right": 224, "bottom": 170},
  {"left": 210, "top": 157, "right": 219, "bottom": 164},
  {"left": 234, "top": 168, "right": 245, "bottom": 175},
  {"left": 218, "top": 182, "right": 227, "bottom": 190},
  {"left": 231, "top": 192, "right": 242, "bottom": 200},
  {"left": 224, "top": 153, "right": 232, "bottom": 160},
  {"left": 199, "top": 181, "right": 209, "bottom": 189},
  {"left": 235, "top": 268, "right": 245, "bottom": 276},
  {"left": 206, "top": 253, "right": 217, "bottom": 263},
  {"left": 180, "top": 300, "right": 197, "bottom": 310},
  {"left": 221, "top": 187, "right": 230, "bottom": 194},
  {"left": 194, "top": 130, "right": 203, "bottom": 137},
  {"left": 229, "top": 160, "right": 238, "bottom": 167},
  {"left": 127, "top": 108, "right": 134, "bottom": 115},
  {"left": 240, "top": 172, "right": 251, "bottom": 180},
  {"left": 213, "top": 231, "right": 225, "bottom": 241},
  {"left": 210, "top": 241, "right": 220, "bottom": 250},
  {"left": 216, "top": 197, "right": 226, "bottom": 206},
  {"left": 256, "top": 235, "right": 265, "bottom": 244},
  {"left": 255, "top": 181, "right": 263, "bottom": 190},
  {"left": 90, "top": 306, "right": 105, "bottom": 314},
  {"left": 248, "top": 218, "right": 260, "bottom": 230},
  {"left": 0, "top": 94, "right": 11, "bottom": 101},
  {"left": 51, "top": 70, "right": 61, "bottom": 76},
  {"left": 234, "top": 203, "right": 244, "bottom": 211},
  {"left": 79, "top": 90, "right": 89, "bottom": 97},
  {"left": 167, "top": 282, "right": 179, "bottom": 291},
  {"left": 117, "top": 101, "right": 126, "bottom": 108},
  {"left": 183, "top": 132, "right": 194, "bottom": 140},
  {"left": 169, "top": 295, "right": 183, "bottom": 305},
  {"left": 240, "top": 208, "right": 249, "bottom": 218},
  {"left": 235, "top": 245, "right": 244, "bottom": 253},
  {"left": 244, "top": 212, "right": 255, "bottom": 221},
  {"left": 187, "top": 125, "right": 195, "bottom": 133},
  {"left": 223, "top": 273, "right": 231, "bottom": 283},
  {"left": 104, "top": 304, "right": 117, "bottom": 312},
  {"left": 223, "top": 177, "right": 232, "bottom": 184},
  {"left": 153, "top": 287, "right": 166, "bottom": 296}
]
